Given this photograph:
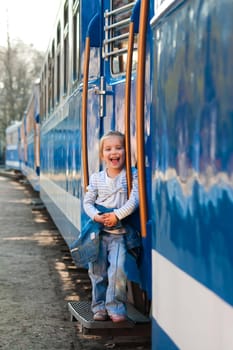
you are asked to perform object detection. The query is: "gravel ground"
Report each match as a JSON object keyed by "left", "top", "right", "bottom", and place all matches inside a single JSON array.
[{"left": 0, "top": 172, "right": 150, "bottom": 350}]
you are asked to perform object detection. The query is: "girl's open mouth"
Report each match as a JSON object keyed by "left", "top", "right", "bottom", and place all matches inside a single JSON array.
[{"left": 110, "top": 157, "right": 120, "bottom": 166}]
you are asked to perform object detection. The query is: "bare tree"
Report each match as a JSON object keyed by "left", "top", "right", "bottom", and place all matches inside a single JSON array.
[{"left": 0, "top": 34, "right": 44, "bottom": 155}]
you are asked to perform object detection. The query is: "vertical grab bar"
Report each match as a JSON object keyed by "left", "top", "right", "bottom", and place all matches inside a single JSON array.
[
  {"left": 125, "top": 0, "right": 140, "bottom": 197},
  {"left": 82, "top": 36, "right": 90, "bottom": 192},
  {"left": 136, "top": 0, "right": 149, "bottom": 237},
  {"left": 125, "top": 23, "right": 134, "bottom": 196}
]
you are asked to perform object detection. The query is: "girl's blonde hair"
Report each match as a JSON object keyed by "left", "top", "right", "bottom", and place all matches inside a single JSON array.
[{"left": 99, "top": 130, "right": 125, "bottom": 158}]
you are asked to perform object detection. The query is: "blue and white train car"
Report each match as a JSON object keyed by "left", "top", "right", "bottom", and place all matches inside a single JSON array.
[
  {"left": 5, "top": 121, "right": 22, "bottom": 171},
  {"left": 150, "top": 0, "right": 233, "bottom": 348}
]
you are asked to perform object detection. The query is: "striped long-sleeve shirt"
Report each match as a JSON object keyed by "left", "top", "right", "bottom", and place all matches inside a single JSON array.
[{"left": 83, "top": 167, "right": 139, "bottom": 221}]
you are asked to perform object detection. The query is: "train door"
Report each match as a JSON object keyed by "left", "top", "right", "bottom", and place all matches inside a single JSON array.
[{"left": 82, "top": 0, "right": 152, "bottom": 312}]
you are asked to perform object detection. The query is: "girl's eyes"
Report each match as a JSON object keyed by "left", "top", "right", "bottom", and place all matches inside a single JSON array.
[{"left": 103, "top": 146, "right": 123, "bottom": 151}]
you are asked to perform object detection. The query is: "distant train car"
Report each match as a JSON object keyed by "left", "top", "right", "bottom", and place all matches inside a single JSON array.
[
  {"left": 5, "top": 121, "right": 22, "bottom": 171},
  {"left": 21, "top": 82, "right": 40, "bottom": 191},
  {"left": 11, "top": 0, "right": 233, "bottom": 348}
]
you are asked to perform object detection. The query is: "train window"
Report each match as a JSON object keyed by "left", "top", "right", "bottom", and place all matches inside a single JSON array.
[
  {"left": 51, "top": 41, "right": 55, "bottom": 109},
  {"left": 56, "top": 23, "right": 61, "bottom": 102},
  {"left": 104, "top": 0, "right": 137, "bottom": 75},
  {"left": 40, "top": 76, "right": 44, "bottom": 119},
  {"left": 63, "top": 1, "right": 69, "bottom": 94},
  {"left": 44, "top": 64, "right": 47, "bottom": 118},
  {"left": 48, "top": 55, "right": 52, "bottom": 113},
  {"left": 40, "top": 74, "right": 46, "bottom": 121},
  {"left": 57, "top": 21, "right": 61, "bottom": 44},
  {"left": 64, "top": 0, "right": 68, "bottom": 25},
  {"left": 64, "top": 36, "right": 69, "bottom": 94},
  {"left": 72, "top": 1, "right": 80, "bottom": 82},
  {"left": 41, "top": 65, "right": 47, "bottom": 120},
  {"left": 26, "top": 98, "right": 34, "bottom": 135}
]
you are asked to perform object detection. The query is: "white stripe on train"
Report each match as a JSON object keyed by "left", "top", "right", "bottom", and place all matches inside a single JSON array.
[
  {"left": 152, "top": 251, "right": 233, "bottom": 350},
  {"left": 40, "top": 173, "right": 81, "bottom": 232}
]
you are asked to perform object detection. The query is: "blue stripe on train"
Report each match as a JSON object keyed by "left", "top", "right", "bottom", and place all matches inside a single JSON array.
[{"left": 152, "top": 317, "right": 179, "bottom": 350}]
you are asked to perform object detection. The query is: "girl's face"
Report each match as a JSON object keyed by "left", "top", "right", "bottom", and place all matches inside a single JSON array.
[{"left": 101, "top": 135, "right": 125, "bottom": 176}]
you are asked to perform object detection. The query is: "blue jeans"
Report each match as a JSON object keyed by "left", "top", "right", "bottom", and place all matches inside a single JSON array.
[{"left": 88, "top": 232, "right": 127, "bottom": 316}]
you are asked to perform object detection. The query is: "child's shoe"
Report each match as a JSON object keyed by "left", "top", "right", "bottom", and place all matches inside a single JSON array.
[
  {"left": 109, "top": 314, "right": 127, "bottom": 323},
  {"left": 93, "top": 311, "right": 108, "bottom": 321}
]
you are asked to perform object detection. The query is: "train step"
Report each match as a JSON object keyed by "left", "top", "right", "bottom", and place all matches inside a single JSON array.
[{"left": 68, "top": 300, "right": 151, "bottom": 337}]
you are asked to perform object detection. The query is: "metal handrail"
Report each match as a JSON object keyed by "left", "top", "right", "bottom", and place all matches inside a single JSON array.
[
  {"left": 104, "top": 18, "right": 130, "bottom": 31},
  {"left": 125, "top": 20, "right": 135, "bottom": 197},
  {"left": 103, "top": 32, "right": 129, "bottom": 45},
  {"left": 81, "top": 37, "right": 90, "bottom": 191},
  {"left": 104, "top": 48, "right": 128, "bottom": 58},
  {"left": 104, "top": 2, "right": 136, "bottom": 18},
  {"left": 136, "top": 0, "right": 149, "bottom": 238}
]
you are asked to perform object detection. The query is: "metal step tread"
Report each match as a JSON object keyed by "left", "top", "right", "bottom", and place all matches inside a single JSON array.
[{"left": 68, "top": 300, "right": 150, "bottom": 329}]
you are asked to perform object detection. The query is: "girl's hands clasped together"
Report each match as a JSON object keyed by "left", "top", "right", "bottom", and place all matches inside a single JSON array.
[{"left": 94, "top": 212, "right": 118, "bottom": 227}]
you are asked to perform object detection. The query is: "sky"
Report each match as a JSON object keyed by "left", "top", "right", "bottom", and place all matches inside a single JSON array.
[{"left": 0, "top": 0, "right": 61, "bottom": 52}]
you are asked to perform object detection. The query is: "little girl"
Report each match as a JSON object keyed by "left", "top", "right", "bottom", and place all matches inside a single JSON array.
[{"left": 83, "top": 130, "right": 139, "bottom": 322}]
